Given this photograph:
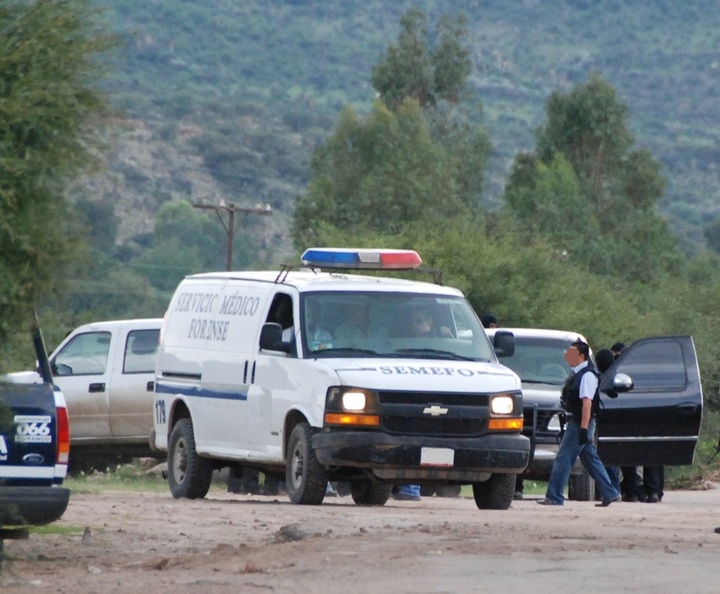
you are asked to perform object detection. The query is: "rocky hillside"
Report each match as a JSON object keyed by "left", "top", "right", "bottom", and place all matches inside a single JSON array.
[{"left": 81, "top": 0, "right": 720, "bottom": 254}]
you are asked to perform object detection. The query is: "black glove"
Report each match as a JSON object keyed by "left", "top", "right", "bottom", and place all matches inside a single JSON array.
[{"left": 578, "top": 428, "right": 589, "bottom": 446}]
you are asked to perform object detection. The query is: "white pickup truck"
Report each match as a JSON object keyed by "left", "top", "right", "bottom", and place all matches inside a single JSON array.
[{"left": 8, "top": 319, "right": 162, "bottom": 473}]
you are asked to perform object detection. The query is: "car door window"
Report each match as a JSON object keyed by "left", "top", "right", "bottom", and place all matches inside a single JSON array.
[
  {"left": 123, "top": 329, "right": 160, "bottom": 373},
  {"left": 616, "top": 340, "right": 686, "bottom": 391},
  {"left": 54, "top": 331, "right": 111, "bottom": 375}
]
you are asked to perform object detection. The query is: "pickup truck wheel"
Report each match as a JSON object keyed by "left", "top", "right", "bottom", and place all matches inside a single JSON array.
[
  {"left": 168, "top": 418, "right": 213, "bottom": 499},
  {"left": 285, "top": 422, "right": 327, "bottom": 505},
  {"left": 350, "top": 480, "right": 392, "bottom": 506},
  {"left": 568, "top": 470, "right": 594, "bottom": 501},
  {"left": 472, "top": 473, "right": 515, "bottom": 510}
]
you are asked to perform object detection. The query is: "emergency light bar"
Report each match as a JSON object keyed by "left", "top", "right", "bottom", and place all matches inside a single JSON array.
[{"left": 301, "top": 248, "right": 422, "bottom": 270}]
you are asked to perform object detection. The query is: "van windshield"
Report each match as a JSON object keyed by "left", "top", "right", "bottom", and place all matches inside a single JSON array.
[{"left": 300, "top": 291, "right": 494, "bottom": 361}]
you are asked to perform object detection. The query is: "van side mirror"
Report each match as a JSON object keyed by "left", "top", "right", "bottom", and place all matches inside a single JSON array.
[
  {"left": 260, "top": 323, "right": 291, "bottom": 353},
  {"left": 493, "top": 330, "right": 515, "bottom": 357}
]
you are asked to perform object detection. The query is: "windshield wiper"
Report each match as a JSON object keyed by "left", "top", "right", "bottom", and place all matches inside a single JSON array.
[
  {"left": 521, "top": 378, "right": 565, "bottom": 386},
  {"left": 312, "top": 347, "right": 381, "bottom": 356},
  {"left": 394, "top": 348, "right": 475, "bottom": 361}
]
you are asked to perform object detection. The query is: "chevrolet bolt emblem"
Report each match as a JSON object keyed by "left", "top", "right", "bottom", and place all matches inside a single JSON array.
[{"left": 423, "top": 405, "right": 448, "bottom": 416}]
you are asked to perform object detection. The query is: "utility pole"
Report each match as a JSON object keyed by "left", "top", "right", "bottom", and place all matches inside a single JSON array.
[{"left": 192, "top": 200, "right": 272, "bottom": 271}]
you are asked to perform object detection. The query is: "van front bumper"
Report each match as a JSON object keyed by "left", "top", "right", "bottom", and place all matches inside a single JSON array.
[{"left": 312, "top": 431, "right": 530, "bottom": 482}]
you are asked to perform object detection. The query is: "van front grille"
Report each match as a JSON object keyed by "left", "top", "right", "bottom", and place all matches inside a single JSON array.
[{"left": 378, "top": 390, "right": 490, "bottom": 437}]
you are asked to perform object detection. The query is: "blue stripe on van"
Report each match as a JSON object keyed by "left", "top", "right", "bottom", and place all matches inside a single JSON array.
[{"left": 155, "top": 381, "right": 248, "bottom": 401}]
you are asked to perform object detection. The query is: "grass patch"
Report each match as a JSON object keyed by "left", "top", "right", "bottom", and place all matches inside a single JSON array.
[
  {"left": 29, "top": 524, "right": 85, "bottom": 536},
  {"left": 66, "top": 459, "right": 169, "bottom": 494},
  {"left": 65, "top": 459, "right": 228, "bottom": 494}
]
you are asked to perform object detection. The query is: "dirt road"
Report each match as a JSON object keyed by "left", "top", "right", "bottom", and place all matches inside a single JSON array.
[{"left": 3, "top": 482, "right": 720, "bottom": 593}]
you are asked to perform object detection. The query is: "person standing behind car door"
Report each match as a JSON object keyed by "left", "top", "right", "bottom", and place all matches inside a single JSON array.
[
  {"left": 610, "top": 342, "right": 665, "bottom": 503},
  {"left": 537, "top": 339, "right": 621, "bottom": 507},
  {"left": 595, "top": 348, "right": 622, "bottom": 497}
]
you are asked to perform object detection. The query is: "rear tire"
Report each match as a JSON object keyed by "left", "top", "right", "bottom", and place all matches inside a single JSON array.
[
  {"left": 350, "top": 480, "right": 392, "bottom": 506},
  {"left": 167, "top": 418, "right": 213, "bottom": 499},
  {"left": 568, "top": 470, "right": 594, "bottom": 501},
  {"left": 285, "top": 422, "right": 327, "bottom": 505},
  {"left": 472, "top": 473, "right": 515, "bottom": 510}
]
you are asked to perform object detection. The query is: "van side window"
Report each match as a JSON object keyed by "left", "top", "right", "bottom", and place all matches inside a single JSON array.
[{"left": 267, "top": 293, "right": 296, "bottom": 346}]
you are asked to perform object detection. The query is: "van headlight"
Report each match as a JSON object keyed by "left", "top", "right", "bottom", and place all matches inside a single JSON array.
[
  {"left": 325, "top": 387, "right": 380, "bottom": 427},
  {"left": 341, "top": 391, "right": 366, "bottom": 411},
  {"left": 490, "top": 394, "right": 515, "bottom": 414},
  {"left": 487, "top": 392, "right": 524, "bottom": 432}
]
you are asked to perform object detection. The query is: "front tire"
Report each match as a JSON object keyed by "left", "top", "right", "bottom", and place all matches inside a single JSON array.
[
  {"left": 350, "top": 480, "right": 392, "bottom": 506},
  {"left": 285, "top": 422, "right": 328, "bottom": 505},
  {"left": 472, "top": 473, "right": 515, "bottom": 510},
  {"left": 167, "top": 418, "right": 213, "bottom": 499}
]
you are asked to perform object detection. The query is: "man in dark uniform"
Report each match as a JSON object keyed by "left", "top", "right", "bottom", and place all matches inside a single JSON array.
[{"left": 538, "top": 339, "right": 621, "bottom": 506}]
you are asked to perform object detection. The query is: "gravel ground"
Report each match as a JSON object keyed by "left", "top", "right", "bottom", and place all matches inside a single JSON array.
[{"left": 2, "top": 481, "right": 720, "bottom": 593}]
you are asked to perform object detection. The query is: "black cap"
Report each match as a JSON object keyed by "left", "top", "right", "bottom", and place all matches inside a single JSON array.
[
  {"left": 610, "top": 342, "right": 625, "bottom": 353},
  {"left": 481, "top": 313, "right": 497, "bottom": 328}
]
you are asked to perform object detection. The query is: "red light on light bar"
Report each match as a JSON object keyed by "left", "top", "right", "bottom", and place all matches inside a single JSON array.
[{"left": 378, "top": 250, "right": 422, "bottom": 268}]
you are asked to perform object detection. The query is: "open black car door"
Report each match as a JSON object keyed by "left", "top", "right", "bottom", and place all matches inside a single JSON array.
[{"left": 597, "top": 335, "right": 702, "bottom": 466}]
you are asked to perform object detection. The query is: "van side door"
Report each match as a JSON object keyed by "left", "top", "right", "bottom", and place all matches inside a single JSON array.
[{"left": 246, "top": 291, "right": 301, "bottom": 461}]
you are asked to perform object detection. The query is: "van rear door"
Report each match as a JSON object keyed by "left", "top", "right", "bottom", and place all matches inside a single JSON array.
[{"left": 597, "top": 335, "right": 702, "bottom": 466}]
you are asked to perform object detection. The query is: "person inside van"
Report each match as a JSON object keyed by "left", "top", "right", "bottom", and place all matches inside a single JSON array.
[
  {"left": 304, "top": 300, "right": 332, "bottom": 352},
  {"left": 409, "top": 307, "right": 452, "bottom": 338},
  {"left": 334, "top": 302, "right": 388, "bottom": 343}
]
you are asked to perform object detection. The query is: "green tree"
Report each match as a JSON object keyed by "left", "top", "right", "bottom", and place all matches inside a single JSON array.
[
  {"left": 503, "top": 72, "right": 680, "bottom": 283},
  {"left": 293, "top": 7, "right": 488, "bottom": 248},
  {"left": 293, "top": 100, "right": 472, "bottom": 247},
  {"left": 132, "top": 201, "right": 228, "bottom": 292},
  {"left": 703, "top": 216, "right": 720, "bottom": 254},
  {"left": 74, "top": 196, "right": 119, "bottom": 252},
  {"left": 371, "top": 8, "right": 472, "bottom": 110},
  {"left": 0, "top": 0, "right": 116, "bottom": 341}
]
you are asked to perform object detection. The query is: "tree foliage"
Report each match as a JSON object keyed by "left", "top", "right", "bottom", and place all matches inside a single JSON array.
[
  {"left": 293, "top": 100, "right": 474, "bottom": 246},
  {"left": 503, "top": 72, "right": 681, "bottom": 283},
  {"left": 293, "top": 7, "right": 488, "bottom": 248},
  {"left": 371, "top": 7, "right": 472, "bottom": 110},
  {"left": 0, "top": 0, "right": 116, "bottom": 340}
]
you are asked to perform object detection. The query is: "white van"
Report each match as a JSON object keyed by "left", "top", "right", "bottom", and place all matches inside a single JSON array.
[{"left": 153, "top": 248, "right": 529, "bottom": 510}]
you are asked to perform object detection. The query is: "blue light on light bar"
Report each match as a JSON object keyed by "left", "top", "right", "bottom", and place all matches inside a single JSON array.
[{"left": 301, "top": 248, "right": 422, "bottom": 270}]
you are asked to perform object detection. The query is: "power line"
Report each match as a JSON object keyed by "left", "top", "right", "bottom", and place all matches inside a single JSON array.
[{"left": 192, "top": 200, "right": 272, "bottom": 271}]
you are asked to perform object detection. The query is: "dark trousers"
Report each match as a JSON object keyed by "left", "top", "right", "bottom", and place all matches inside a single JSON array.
[
  {"left": 621, "top": 465, "right": 664, "bottom": 500},
  {"left": 643, "top": 466, "right": 664, "bottom": 498}
]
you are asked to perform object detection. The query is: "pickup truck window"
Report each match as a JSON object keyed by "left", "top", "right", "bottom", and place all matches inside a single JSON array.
[
  {"left": 615, "top": 340, "right": 687, "bottom": 391},
  {"left": 123, "top": 330, "right": 160, "bottom": 373},
  {"left": 54, "top": 331, "right": 111, "bottom": 376}
]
